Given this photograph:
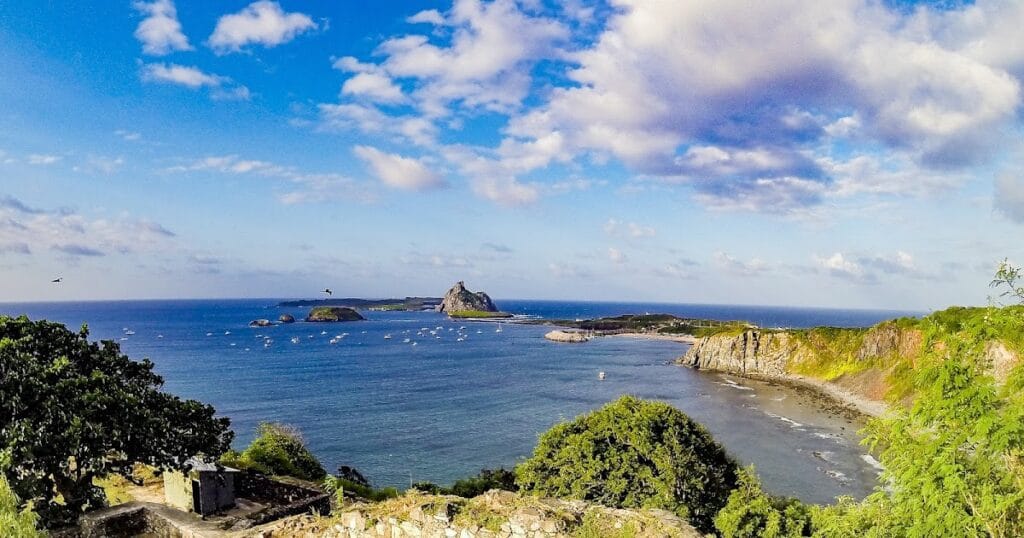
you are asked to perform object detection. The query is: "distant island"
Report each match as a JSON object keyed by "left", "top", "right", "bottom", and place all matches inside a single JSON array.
[
  {"left": 437, "top": 281, "right": 512, "bottom": 319},
  {"left": 278, "top": 297, "right": 441, "bottom": 311},
  {"left": 305, "top": 306, "right": 364, "bottom": 322}
]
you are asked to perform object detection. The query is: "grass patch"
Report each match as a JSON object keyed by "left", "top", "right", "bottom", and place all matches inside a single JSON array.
[{"left": 447, "top": 310, "right": 513, "bottom": 319}]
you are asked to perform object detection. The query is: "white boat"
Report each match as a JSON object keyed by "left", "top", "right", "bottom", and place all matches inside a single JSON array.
[
  {"left": 599, "top": 371, "right": 606, "bottom": 380},
  {"left": 206, "top": 332, "right": 213, "bottom": 336},
  {"left": 457, "top": 337, "right": 464, "bottom": 342},
  {"left": 157, "top": 334, "right": 163, "bottom": 338},
  {"left": 496, "top": 323, "right": 503, "bottom": 333},
  {"left": 224, "top": 331, "right": 231, "bottom": 335},
  {"left": 477, "top": 330, "right": 482, "bottom": 334},
  {"left": 124, "top": 330, "right": 135, "bottom": 335},
  {"left": 229, "top": 343, "right": 236, "bottom": 346},
  {"left": 384, "top": 334, "right": 392, "bottom": 339},
  {"left": 403, "top": 338, "right": 411, "bottom": 343},
  {"left": 290, "top": 337, "right": 300, "bottom": 344},
  {"left": 411, "top": 341, "right": 418, "bottom": 346},
  {"left": 320, "top": 331, "right": 327, "bottom": 335}
]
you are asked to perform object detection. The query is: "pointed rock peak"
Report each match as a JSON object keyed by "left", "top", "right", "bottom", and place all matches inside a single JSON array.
[{"left": 439, "top": 281, "right": 498, "bottom": 313}]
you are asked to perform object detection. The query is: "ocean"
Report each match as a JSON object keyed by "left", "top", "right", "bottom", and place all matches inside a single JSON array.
[{"left": 0, "top": 299, "right": 919, "bottom": 504}]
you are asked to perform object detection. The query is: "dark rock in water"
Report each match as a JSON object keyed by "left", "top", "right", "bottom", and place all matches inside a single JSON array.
[
  {"left": 438, "top": 281, "right": 498, "bottom": 313},
  {"left": 279, "top": 314, "right": 296, "bottom": 324},
  {"left": 249, "top": 319, "right": 273, "bottom": 327},
  {"left": 336, "top": 465, "right": 370, "bottom": 488},
  {"left": 306, "top": 306, "right": 364, "bottom": 322}
]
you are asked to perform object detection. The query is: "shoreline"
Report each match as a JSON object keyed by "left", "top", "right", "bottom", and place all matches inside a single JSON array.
[{"left": 606, "top": 332, "right": 698, "bottom": 345}]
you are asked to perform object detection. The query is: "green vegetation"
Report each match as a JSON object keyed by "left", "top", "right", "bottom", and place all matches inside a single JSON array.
[
  {"left": 0, "top": 315, "right": 233, "bottom": 528},
  {"left": 545, "top": 313, "right": 752, "bottom": 337},
  {"left": 714, "top": 468, "right": 812, "bottom": 537},
  {"left": 220, "top": 423, "right": 326, "bottom": 481},
  {"left": 412, "top": 468, "right": 516, "bottom": 498},
  {"left": 323, "top": 475, "right": 399, "bottom": 503},
  {"left": 306, "top": 306, "right": 365, "bottom": 322},
  {"left": 515, "top": 395, "right": 738, "bottom": 533},
  {"left": 446, "top": 310, "right": 513, "bottom": 318},
  {"left": 0, "top": 455, "right": 41, "bottom": 538},
  {"left": 991, "top": 258, "right": 1024, "bottom": 304}
]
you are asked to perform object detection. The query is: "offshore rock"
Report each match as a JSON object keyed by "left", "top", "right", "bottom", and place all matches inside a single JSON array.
[
  {"left": 438, "top": 281, "right": 499, "bottom": 313},
  {"left": 306, "top": 307, "right": 365, "bottom": 322}
]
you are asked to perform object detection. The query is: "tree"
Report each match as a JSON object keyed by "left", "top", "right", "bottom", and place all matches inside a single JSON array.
[
  {"left": 220, "top": 422, "right": 326, "bottom": 481},
  {"left": 714, "top": 467, "right": 812, "bottom": 538},
  {"left": 515, "top": 395, "right": 738, "bottom": 533},
  {"left": 990, "top": 259, "right": 1024, "bottom": 304},
  {"left": 0, "top": 316, "right": 233, "bottom": 527}
]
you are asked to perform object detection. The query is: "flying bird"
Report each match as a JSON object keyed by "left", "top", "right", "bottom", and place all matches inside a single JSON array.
[
  {"left": 322, "top": 288, "right": 332, "bottom": 295},
  {"left": 51, "top": 277, "right": 62, "bottom": 283}
]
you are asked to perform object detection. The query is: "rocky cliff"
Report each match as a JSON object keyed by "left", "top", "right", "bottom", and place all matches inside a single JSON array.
[
  {"left": 438, "top": 281, "right": 499, "bottom": 313},
  {"left": 681, "top": 308, "right": 1023, "bottom": 410}
]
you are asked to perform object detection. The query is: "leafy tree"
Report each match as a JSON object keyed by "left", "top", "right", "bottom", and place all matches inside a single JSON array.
[
  {"left": 0, "top": 452, "right": 42, "bottom": 538},
  {"left": 220, "top": 422, "right": 326, "bottom": 481},
  {"left": 714, "top": 467, "right": 812, "bottom": 537},
  {"left": 515, "top": 395, "right": 738, "bottom": 533},
  {"left": 813, "top": 304, "right": 1024, "bottom": 537},
  {"left": 412, "top": 468, "right": 517, "bottom": 498},
  {"left": 0, "top": 316, "right": 233, "bottom": 527}
]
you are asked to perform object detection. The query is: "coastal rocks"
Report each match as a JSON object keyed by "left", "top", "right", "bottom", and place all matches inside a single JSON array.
[
  {"left": 544, "top": 330, "right": 590, "bottom": 343},
  {"left": 681, "top": 330, "right": 795, "bottom": 377},
  {"left": 438, "top": 281, "right": 499, "bottom": 314},
  {"left": 306, "top": 306, "right": 365, "bottom": 322},
  {"left": 278, "top": 314, "right": 296, "bottom": 324},
  {"left": 249, "top": 319, "right": 273, "bottom": 327}
]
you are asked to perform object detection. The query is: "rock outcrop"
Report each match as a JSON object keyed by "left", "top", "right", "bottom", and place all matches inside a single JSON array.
[
  {"left": 249, "top": 319, "right": 273, "bottom": 327},
  {"left": 682, "top": 330, "right": 799, "bottom": 377},
  {"left": 438, "top": 281, "right": 499, "bottom": 313},
  {"left": 306, "top": 307, "right": 365, "bottom": 322},
  {"left": 545, "top": 330, "right": 590, "bottom": 343},
  {"left": 278, "top": 314, "right": 296, "bottom": 324}
]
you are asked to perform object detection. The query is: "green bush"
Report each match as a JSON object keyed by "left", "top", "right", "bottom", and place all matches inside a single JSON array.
[
  {"left": 323, "top": 476, "right": 399, "bottom": 503},
  {"left": 222, "top": 423, "right": 326, "bottom": 481},
  {"left": 515, "top": 395, "right": 738, "bottom": 533},
  {"left": 0, "top": 453, "right": 42, "bottom": 538},
  {"left": 714, "top": 467, "right": 812, "bottom": 537},
  {"left": 412, "top": 468, "right": 517, "bottom": 498}
]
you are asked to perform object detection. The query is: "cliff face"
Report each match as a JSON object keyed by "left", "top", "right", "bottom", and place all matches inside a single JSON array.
[
  {"left": 683, "top": 330, "right": 798, "bottom": 376},
  {"left": 438, "top": 281, "right": 498, "bottom": 313}
]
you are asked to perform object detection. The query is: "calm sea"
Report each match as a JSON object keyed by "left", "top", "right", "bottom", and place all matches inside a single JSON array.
[{"left": 0, "top": 299, "right": 919, "bottom": 504}]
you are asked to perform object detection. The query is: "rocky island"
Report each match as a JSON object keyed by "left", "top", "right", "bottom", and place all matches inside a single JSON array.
[
  {"left": 278, "top": 314, "right": 295, "bottom": 324},
  {"left": 437, "top": 281, "right": 512, "bottom": 318},
  {"left": 306, "top": 306, "right": 365, "bottom": 322}
]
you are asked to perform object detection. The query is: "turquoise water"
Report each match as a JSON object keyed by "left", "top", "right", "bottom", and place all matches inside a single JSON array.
[{"left": 1, "top": 299, "right": 918, "bottom": 504}]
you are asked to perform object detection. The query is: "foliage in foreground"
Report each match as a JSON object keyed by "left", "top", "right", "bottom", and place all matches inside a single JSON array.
[
  {"left": 220, "top": 422, "right": 326, "bottom": 481},
  {"left": 0, "top": 456, "right": 42, "bottom": 538},
  {"left": 0, "top": 315, "right": 234, "bottom": 527},
  {"left": 412, "top": 468, "right": 517, "bottom": 498},
  {"left": 714, "top": 468, "right": 812, "bottom": 537},
  {"left": 323, "top": 475, "right": 399, "bottom": 503},
  {"left": 515, "top": 395, "right": 738, "bottom": 533}
]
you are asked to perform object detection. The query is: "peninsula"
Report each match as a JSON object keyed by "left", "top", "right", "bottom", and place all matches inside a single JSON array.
[{"left": 278, "top": 297, "right": 442, "bottom": 311}]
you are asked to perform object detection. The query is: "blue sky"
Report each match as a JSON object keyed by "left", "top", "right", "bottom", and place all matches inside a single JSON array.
[{"left": 1, "top": 0, "right": 1023, "bottom": 309}]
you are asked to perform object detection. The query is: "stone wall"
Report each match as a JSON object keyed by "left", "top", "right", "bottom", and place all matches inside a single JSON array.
[{"left": 236, "top": 471, "right": 331, "bottom": 525}]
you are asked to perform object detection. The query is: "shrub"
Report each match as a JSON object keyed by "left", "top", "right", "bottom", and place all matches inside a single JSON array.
[
  {"left": 412, "top": 468, "right": 517, "bottom": 498},
  {"left": 0, "top": 453, "right": 42, "bottom": 538},
  {"left": 515, "top": 395, "right": 738, "bottom": 533},
  {"left": 714, "top": 467, "right": 812, "bottom": 537},
  {"left": 222, "top": 423, "right": 326, "bottom": 481}
]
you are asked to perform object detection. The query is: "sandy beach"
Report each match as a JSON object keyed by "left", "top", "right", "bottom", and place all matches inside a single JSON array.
[{"left": 608, "top": 332, "right": 698, "bottom": 344}]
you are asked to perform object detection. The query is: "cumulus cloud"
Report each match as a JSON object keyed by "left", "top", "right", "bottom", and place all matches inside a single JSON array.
[
  {"left": 654, "top": 261, "right": 699, "bottom": 280},
  {"left": 133, "top": 0, "right": 191, "bottom": 55},
  {"left": 814, "top": 250, "right": 931, "bottom": 283},
  {"left": 353, "top": 145, "right": 445, "bottom": 191},
  {"left": 341, "top": 72, "right": 405, "bottom": 104},
  {"left": 142, "top": 63, "right": 224, "bottom": 88},
  {"left": 407, "top": 9, "right": 445, "bottom": 25},
  {"left": 0, "top": 196, "right": 177, "bottom": 259},
  {"left": 208, "top": 1, "right": 316, "bottom": 54},
  {"left": 115, "top": 130, "right": 142, "bottom": 142},
  {"left": 607, "top": 247, "right": 626, "bottom": 264},
  {"left": 318, "top": 103, "right": 438, "bottom": 146}
]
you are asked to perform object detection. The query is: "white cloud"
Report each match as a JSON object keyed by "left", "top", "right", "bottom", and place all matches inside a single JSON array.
[
  {"left": 0, "top": 196, "right": 177, "bottom": 258},
  {"left": 318, "top": 103, "right": 438, "bottom": 146},
  {"left": 815, "top": 252, "right": 869, "bottom": 282},
  {"left": 75, "top": 155, "right": 125, "bottom": 174},
  {"left": 407, "top": 9, "right": 445, "bottom": 25},
  {"left": 208, "top": 1, "right": 316, "bottom": 54},
  {"left": 142, "top": 63, "right": 224, "bottom": 88},
  {"left": 713, "top": 251, "right": 770, "bottom": 276},
  {"left": 353, "top": 145, "right": 445, "bottom": 191},
  {"left": 27, "top": 154, "right": 61, "bottom": 165},
  {"left": 114, "top": 130, "right": 142, "bottom": 141},
  {"left": 607, "top": 247, "right": 626, "bottom": 264},
  {"left": 470, "top": 177, "right": 539, "bottom": 206},
  {"left": 604, "top": 218, "right": 655, "bottom": 239},
  {"left": 654, "top": 262, "right": 699, "bottom": 280},
  {"left": 549, "top": 262, "right": 591, "bottom": 279},
  {"left": 133, "top": 0, "right": 192, "bottom": 55},
  {"left": 995, "top": 173, "right": 1024, "bottom": 223},
  {"left": 341, "top": 72, "right": 405, "bottom": 104}
]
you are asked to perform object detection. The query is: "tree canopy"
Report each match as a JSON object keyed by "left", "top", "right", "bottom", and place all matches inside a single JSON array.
[
  {"left": 0, "top": 316, "right": 233, "bottom": 527},
  {"left": 515, "top": 395, "right": 738, "bottom": 533},
  {"left": 220, "top": 422, "right": 326, "bottom": 481}
]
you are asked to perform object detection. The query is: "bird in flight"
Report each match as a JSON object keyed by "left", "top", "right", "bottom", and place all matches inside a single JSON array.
[
  {"left": 322, "top": 288, "right": 332, "bottom": 295},
  {"left": 51, "top": 277, "right": 62, "bottom": 283}
]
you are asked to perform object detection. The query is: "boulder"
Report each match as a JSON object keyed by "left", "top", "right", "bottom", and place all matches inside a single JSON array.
[
  {"left": 306, "top": 307, "right": 364, "bottom": 322},
  {"left": 278, "top": 314, "right": 296, "bottom": 324},
  {"left": 545, "top": 330, "right": 589, "bottom": 343},
  {"left": 249, "top": 319, "right": 273, "bottom": 327},
  {"left": 438, "top": 281, "right": 498, "bottom": 313}
]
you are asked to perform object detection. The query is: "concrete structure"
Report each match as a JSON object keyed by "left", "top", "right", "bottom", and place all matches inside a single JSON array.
[{"left": 164, "top": 459, "right": 239, "bottom": 516}]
